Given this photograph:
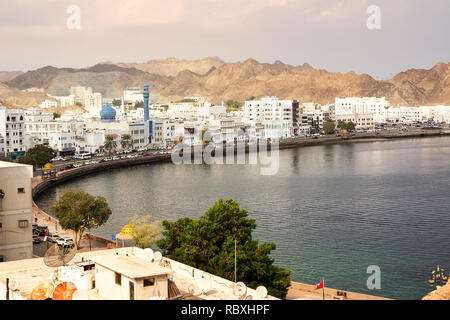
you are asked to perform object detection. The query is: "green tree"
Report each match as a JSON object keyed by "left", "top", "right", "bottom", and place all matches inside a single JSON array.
[
  {"left": 120, "top": 134, "right": 133, "bottom": 150},
  {"left": 19, "top": 145, "right": 54, "bottom": 169},
  {"left": 156, "top": 199, "right": 292, "bottom": 299},
  {"left": 135, "top": 101, "right": 144, "bottom": 109},
  {"left": 346, "top": 121, "right": 356, "bottom": 132},
  {"left": 225, "top": 99, "right": 243, "bottom": 108},
  {"left": 177, "top": 98, "right": 196, "bottom": 103},
  {"left": 323, "top": 120, "right": 336, "bottom": 135},
  {"left": 112, "top": 99, "right": 122, "bottom": 107},
  {"left": 75, "top": 102, "right": 83, "bottom": 107},
  {"left": 129, "top": 215, "right": 161, "bottom": 249},
  {"left": 104, "top": 135, "right": 117, "bottom": 155},
  {"left": 50, "top": 189, "right": 112, "bottom": 249},
  {"left": 53, "top": 113, "right": 61, "bottom": 119}
]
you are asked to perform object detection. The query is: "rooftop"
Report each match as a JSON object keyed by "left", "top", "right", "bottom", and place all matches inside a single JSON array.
[
  {"left": 91, "top": 254, "right": 171, "bottom": 279},
  {"left": 0, "top": 247, "right": 278, "bottom": 301},
  {"left": 0, "top": 161, "right": 31, "bottom": 168}
]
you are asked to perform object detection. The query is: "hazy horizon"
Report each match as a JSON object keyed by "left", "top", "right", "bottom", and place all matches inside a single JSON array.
[{"left": 1, "top": 0, "right": 449, "bottom": 79}]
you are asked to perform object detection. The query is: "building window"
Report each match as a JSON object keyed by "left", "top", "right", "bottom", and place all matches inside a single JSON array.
[
  {"left": 143, "top": 278, "right": 155, "bottom": 287},
  {"left": 115, "top": 272, "right": 121, "bottom": 285},
  {"left": 18, "top": 188, "right": 25, "bottom": 194},
  {"left": 18, "top": 220, "right": 29, "bottom": 228}
]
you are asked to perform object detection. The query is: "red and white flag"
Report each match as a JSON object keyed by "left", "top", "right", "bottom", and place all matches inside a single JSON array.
[{"left": 315, "top": 279, "right": 324, "bottom": 289}]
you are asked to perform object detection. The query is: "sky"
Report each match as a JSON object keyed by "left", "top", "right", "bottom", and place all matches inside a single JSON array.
[{"left": 0, "top": 0, "right": 449, "bottom": 79}]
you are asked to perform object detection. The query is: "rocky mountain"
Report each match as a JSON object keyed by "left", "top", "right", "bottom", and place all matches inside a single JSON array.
[
  {"left": 0, "top": 71, "right": 23, "bottom": 83},
  {"left": 102, "top": 57, "right": 225, "bottom": 77},
  {"left": 3, "top": 58, "right": 449, "bottom": 107},
  {"left": 0, "top": 82, "right": 54, "bottom": 109},
  {"left": 6, "top": 64, "right": 172, "bottom": 101}
]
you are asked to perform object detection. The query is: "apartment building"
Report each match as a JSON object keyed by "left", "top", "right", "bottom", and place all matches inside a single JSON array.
[
  {"left": 0, "top": 161, "right": 33, "bottom": 262},
  {"left": 244, "top": 97, "right": 300, "bottom": 138},
  {"left": 0, "top": 106, "right": 25, "bottom": 159},
  {"left": 0, "top": 136, "right": 5, "bottom": 158},
  {"left": 38, "top": 100, "right": 58, "bottom": 109},
  {"left": 335, "top": 97, "right": 389, "bottom": 123}
]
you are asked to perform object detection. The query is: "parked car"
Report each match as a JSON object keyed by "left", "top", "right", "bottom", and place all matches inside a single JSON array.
[
  {"left": 57, "top": 237, "right": 74, "bottom": 247},
  {"left": 36, "top": 226, "right": 48, "bottom": 236},
  {"left": 47, "top": 234, "right": 62, "bottom": 243},
  {"left": 32, "top": 235, "right": 41, "bottom": 244}
]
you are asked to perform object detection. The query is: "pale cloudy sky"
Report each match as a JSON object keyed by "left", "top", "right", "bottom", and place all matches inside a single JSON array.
[{"left": 0, "top": 0, "right": 448, "bottom": 78}]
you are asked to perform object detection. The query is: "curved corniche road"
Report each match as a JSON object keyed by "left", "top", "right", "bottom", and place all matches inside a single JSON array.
[{"left": 32, "top": 129, "right": 447, "bottom": 201}]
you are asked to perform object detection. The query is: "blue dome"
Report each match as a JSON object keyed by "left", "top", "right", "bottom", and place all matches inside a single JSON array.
[{"left": 100, "top": 105, "right": 116, "bottom": 121}]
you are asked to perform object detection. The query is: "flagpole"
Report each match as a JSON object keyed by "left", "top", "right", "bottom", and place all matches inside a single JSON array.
[{"left": 322, "top": 278, "right": 325, "bottom": 301}]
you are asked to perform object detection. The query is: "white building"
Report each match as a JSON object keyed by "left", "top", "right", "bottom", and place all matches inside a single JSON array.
[
  {"left": 244, "top": 97, "right": 297, "bottom": 138},
  {"left": 85, "top": 92, "right": 103, "bottom": 111},
  {"left": 300, "top": 110, "right": 330, "bottom": 131},
  {"left": 262, "top": 120, "right": 293, "bottom": 139},
  {"left": 433, "top": 106, "right": 450, "bottom": 124},
  {"left": 38, "top": 100, "right": 58, "bottom": 109},
  {"left": 0, "top": 106, "right": 25, "bottom": 159},
  {"left": 70, "top": 86, "right": 93, "bottom": 105},
  {"left": 0, "top": 161, "right": 33, "bottom": 262},
  {"left": 50, "top": 94, "right": 76, "bottom": 107},
  {"left": 167, "top": 103, "right": 197, "bottom": 120},
  {"left": 23, "top": 110, "right": 79, "bottom": 153},
  {"left": 335, "top": 113, "right": 374, "bottom": 130},
  {"left": 0, "top": 136, "right": 5, "bottom": 158},
  {"left": 335, "top": 97, "right": 389, "bottom": 123},
  {"left": 123, "top": 88, "right": 144, "bottom": 103}
]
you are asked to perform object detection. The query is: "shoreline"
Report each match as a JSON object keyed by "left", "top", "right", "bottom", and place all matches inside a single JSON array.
[
  {"left": 30, "top": 129, "right": 448, "bottom": 299},
  {"left": 33, "top": 128, "right": 449, "bottom": 201}
]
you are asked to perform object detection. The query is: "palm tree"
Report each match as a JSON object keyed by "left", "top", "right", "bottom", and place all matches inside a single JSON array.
[
  {"left": 104, "top": 135, "right": 117, "bottom": 155},
  {"left": 121, "top": 134, "right": 133, "bottom": 150}
]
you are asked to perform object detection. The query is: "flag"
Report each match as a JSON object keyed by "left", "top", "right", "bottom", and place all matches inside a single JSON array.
[{"left": 315, "top": 280, "right": 324, "bottom": 289}]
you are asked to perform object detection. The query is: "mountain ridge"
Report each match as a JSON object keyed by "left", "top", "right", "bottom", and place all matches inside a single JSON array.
[{"left": 2, "top": 58, "right": 449, "bottom": 107}]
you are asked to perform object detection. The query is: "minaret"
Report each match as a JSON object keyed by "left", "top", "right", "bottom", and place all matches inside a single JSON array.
[{"left": 143, "top": 84, "right": 149, "bottom": 122}]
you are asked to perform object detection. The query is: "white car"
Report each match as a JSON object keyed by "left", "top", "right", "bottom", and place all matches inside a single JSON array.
[{"left": 56, "top": 237, "right": 74, "bottom": 247}]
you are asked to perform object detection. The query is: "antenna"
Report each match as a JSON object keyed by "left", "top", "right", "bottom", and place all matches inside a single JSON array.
[
  {"left": 30, "top": 282, "right": 55, "bottom": 300},
  {"left": 232, "top": 282, "right": 247, "bottom": 298},
  {"left": 234, "top": 239, "right": 237, "bottom": 283},
  {"left": 199, "top": 276, "right": 212, "bottom": 294},
  {"left": 188, "top": 284, "right": 202, "bottom": 296},
  {"left": 44, "top": 244, "right": 77, "bottom": 268},
  {"left": 144, "top": 248, "right": 154, "bottom": 261},
  {"left": 255, "top": 286, "right": 268, "bottom": 299},
  {"left": 53, "top": 282, "right": 77, "bottom": 300},
  {"left": 153, "top": 251, "right": 162, "bottom": 262}
]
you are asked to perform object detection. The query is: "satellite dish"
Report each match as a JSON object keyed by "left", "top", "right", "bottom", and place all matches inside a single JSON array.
[
  {"left": 49, "top": 273, "right": 58, "bottom": 285},
  {"left": 144, "top": 248, "right": 154, "bottom": 261},
  {"left": 44, "top": 244, "right": 77, "bottom": 267},
  {"left": 153, "top": 251, "right": 162, "bottom": 262},
  {"left": 255, "top": 286, "right": 268, "bottom": 299},
  {"left": 72, "top": 290, "right": 90, "bottom": 300},
  {"left": 188, "top": 284, "right": 202, "bottom": 296},
  {"left": 232, "top": 282, "right": 247, "bottom": 298},
  {"left": 9, "top": 279, "right": 19, "bottom": 291},
  {"left": 199, "top": 277, "right": 212, "bottom": 294},
  {"left": 53, "top": 282, "right": 77, "bottom": 300},
  {"left": 30, "top": 282, "right": 55, "bottom": 300},
  {"left": 244, "top": 295, "right": 253, "bottom": 300}
]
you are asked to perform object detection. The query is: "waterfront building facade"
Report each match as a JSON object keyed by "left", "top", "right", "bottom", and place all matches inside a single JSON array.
[{"left": 335, "top": 97, "right": 389, "bottom": 123}]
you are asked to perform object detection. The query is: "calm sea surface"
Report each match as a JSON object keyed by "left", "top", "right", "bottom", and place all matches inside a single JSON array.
[{"left": 36, "top": 136, "right": 450, "bottom": 299}]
